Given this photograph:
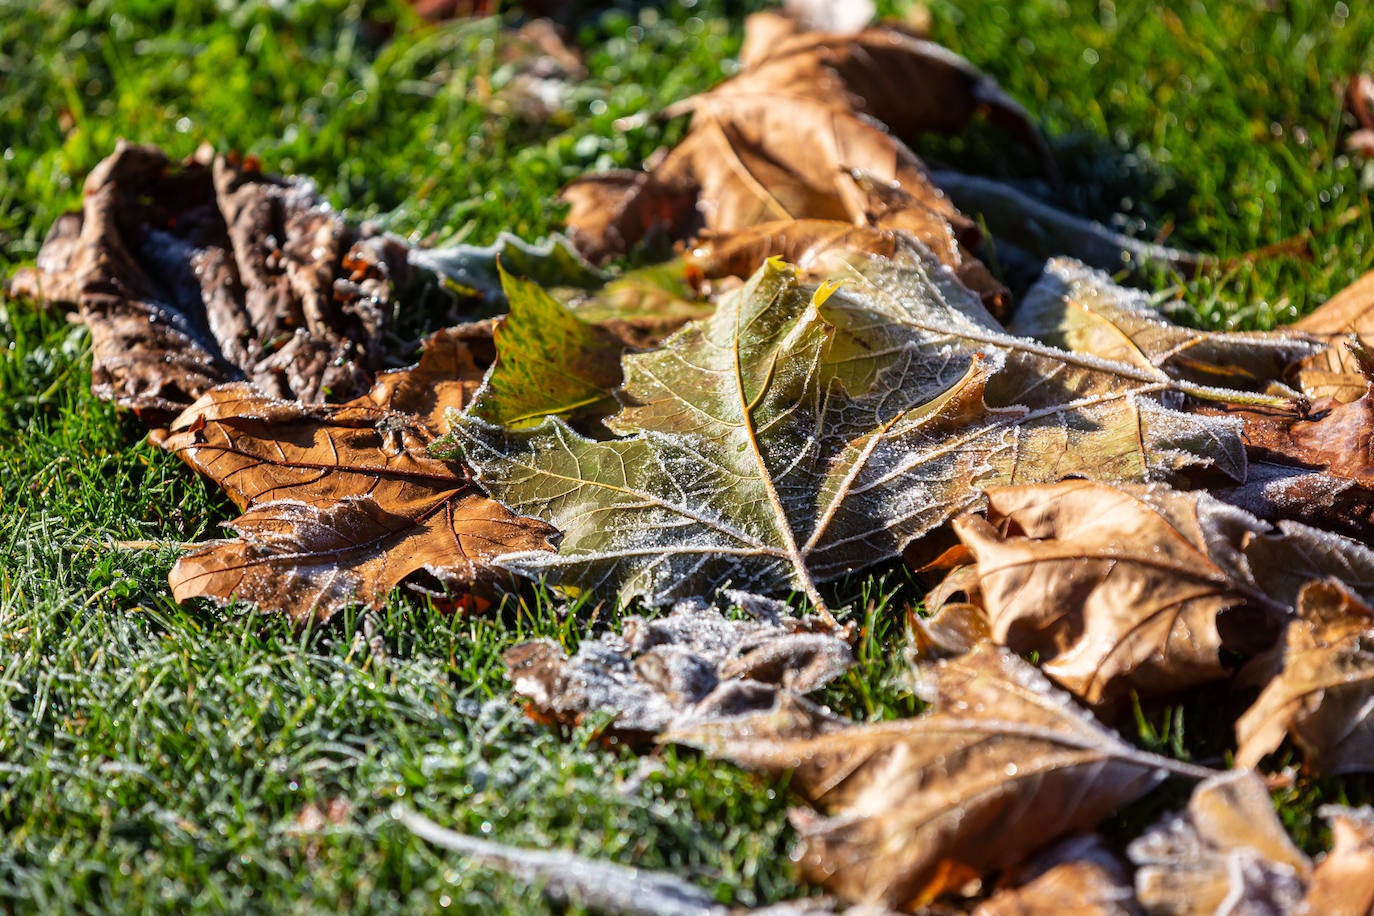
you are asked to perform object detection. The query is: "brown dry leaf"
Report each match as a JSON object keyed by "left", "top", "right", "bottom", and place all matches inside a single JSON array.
[
  {"left": 561, "top": 14, "right": 1025, "bottom": 310},
  {"left": 1235, "top": 580, "right": 1374, "bottom": 774},
  {"left": 1127, "top": 770, "right": 1312, "bottom": 916},
  {"left": 1302, "top": 806, "right": 1374, "bottom": 916},
  {"left": 950, "top": 480, "right": 1284, "bottom": 706},
  {"left": 9, "top": 141, "right": 411, "bottom": 422},
  {"left": 973, "top": 835, "right": 1138, "bottom": 916},
  {"left": 1290, "top": 270, "right": 1374, "bottom": 402},
  {"left": 669, "top": 643, "right": 1208, "bottom": 910},
  {"left": 153, "top": 328, "right": 555, "bottom": 622},
  {"left": 505, "top": 591, "right": 852, "bottom": 739}
]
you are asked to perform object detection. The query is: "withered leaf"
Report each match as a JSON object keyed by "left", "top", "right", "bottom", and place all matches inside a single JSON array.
[
  {"left": 154, "top": 328, "right": 555, "bottom": 622},
  {"left": 1290, "top": 270, "right": 1374, "bottom": 402},
  {"left": 447, "top": 247, "right": 1267, "bottom": 616},
  {"left": 973, "top": 835, "right": 1138, "bottom": 916},
  {"left": 1127, "top": 771, "right": 1311, "bottom": 916},
  {"left": 1303, "top": 806, "right": 1374, "bottom": 916},
  {"left": 950, "top": 480, "right": 1285, "bottom": 706},
  {"left": 1235, "top": 580, "right": 1374, "bottom": 774},
  {"left": 10, "top": 141, "right": 412, "bottom": 421},
  {"left": 561, "top": 14, "right": 1017, "bottom": 310},
  {"left": 505, "top": 591, "right": 852, "bottom": 738},
  {"left": 670, "top": 644, "right": 1209, "bottom": 910}
]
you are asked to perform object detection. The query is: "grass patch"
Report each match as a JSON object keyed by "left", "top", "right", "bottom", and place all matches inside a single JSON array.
[{"left": 2, "top": 0, "right": 1373, "bottom": 911}]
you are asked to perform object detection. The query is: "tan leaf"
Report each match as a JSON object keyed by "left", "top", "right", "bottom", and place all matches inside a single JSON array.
[
  {"left": 560, "top": 15, "right": 1022, "bottom": 309},
  {"left": 974, "top": 835, "right": 1138, "bottom": 916},
  {"left": 9, "top": 141, "right": 412, "bottom": 422},
  {"left": 154, "top": 329, "right": 556, "bottom": 622},
  {"left": 1235, "top": 580, "right": 1374, "bottom": 774},
  {"left": 1291, "top": 270, "right": 1374, "bottom": 402},
  {"left": 1302, "top": 806, "right": 1374, "bottom": 916},
  {"left": 669, "top": 644, "right": 1208, "bottom": 910},
  {"left": 950, "top": 480, "right": 1284, "bottom": 706},
  {"left": 1128, "top": 771, "right": 1311, "bottom": 916}
]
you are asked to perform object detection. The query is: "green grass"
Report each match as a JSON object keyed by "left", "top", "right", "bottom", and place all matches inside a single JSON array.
[{"left": 1, "top": 0, "right": 1372, "bottom": 911}]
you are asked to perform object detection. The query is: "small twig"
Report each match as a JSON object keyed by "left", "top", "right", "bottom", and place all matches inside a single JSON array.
[{"left": 398, "top": 808, "right": 727, "bottom": 916}]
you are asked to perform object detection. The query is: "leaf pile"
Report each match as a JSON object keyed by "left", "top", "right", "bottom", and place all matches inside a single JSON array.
[{"left": 16, "top": 8, "right": 1374, "bottom": 914}]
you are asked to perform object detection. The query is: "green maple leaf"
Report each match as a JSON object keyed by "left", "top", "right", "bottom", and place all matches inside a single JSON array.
[{"left": 443, "top": 244, "right": 1308, "bottom": 617}]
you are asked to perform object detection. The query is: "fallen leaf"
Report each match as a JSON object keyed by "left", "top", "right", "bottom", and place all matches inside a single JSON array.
[
  {"left": 950, "top": 480, "right": 1287, "bottom": 706},
  {"left": 1011, "top": 258, "right": 1318, "bottom": 397},
  {"left": 10, "top": 141, "right": 413, "bottom": 421},
  {"left": 1127, "top": 770, "right": 1311, "bottom": 916},
  {"left": 1235, "top": 580, "right": 1374, "bottom": 774},
  {"left": 466, "top": 268, "right": 626, "bottom": 429},
  {"left": 560, "top": 14, "right": 1027, "bottom": 310},
  {"left": 973, "top": 835, "right": 1138, "bottom": 916},
  {"left": 1302, "top": 805, "right": 1374, "bottom": 916},
  {"left": 1290, "top": 270, "right": 1374, "bottom": 402},
  {"left": 154, "top": 328, "right": 556, "bottom": 622},
  {"left": 670, "top": 644, "right": 1210, "bottom": 910},
  {"left": 505, "top": 590, "right": 852, "bottom": 738},
  {"left": 446, "top": 248, "right": 1269, "bottom": 616}
]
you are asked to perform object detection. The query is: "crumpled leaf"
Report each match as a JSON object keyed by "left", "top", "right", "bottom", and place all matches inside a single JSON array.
[
  {"left": 1289, "top": 270, "right": 1374, "bottom": 402},
  {"left": 950, "top": 480, "right": 1286, "bottom": 706},
  {"left": 973, "top": 835, "right": 1138, "bottom": 916},
  {"left": 561, "top": 14, "right": 1026, "bottom": 310},
  {"left": 1302, "top": 805, "right": 1374, "bottom": 916},
  {"left": 669, "top": 644, "right": 1209, "bottom": 910},
  {"left": 1235, "top": 580, "right": 1374, "bottom": 774},
  {"left": 153, "top": 328, "right": 556, "bottom": 622},
  {"left": 1011, "top": 258, "right": 1318, "bottom": 396},
  {"left": 504, "top": 590, "right": 852, "bottom": 738},
  {"left": 446, "top": 247, "right": 1267, "bottom": 614},
  {"left": 9, "top": 141, "right": 413, "bottom": 420},
  {"left": 1127, "top": 770, "right": 1311, "bottom": 916}
]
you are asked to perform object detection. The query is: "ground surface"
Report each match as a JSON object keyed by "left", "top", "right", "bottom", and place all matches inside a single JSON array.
[{"left": 1, "top": 1, "right": 1372, "bottom": 911}]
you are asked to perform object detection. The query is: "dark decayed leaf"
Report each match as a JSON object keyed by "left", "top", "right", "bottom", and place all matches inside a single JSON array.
[
  {"left": 10, "top": 141, "right": 412, "bottom": 420},
  {"left": 153, "top": 328, "right": 555, "bottom": 622},
  {"left": 504, "top": 591, "right": 852, "bottom": 737},
  {"left": 671, "top": 644, "right": 1209, "bottom": 910},
  {"left": 973, "top": 835, "right": 1138, "bottom": 916},
  {"left": 1235, "top": 580, "right": 1374, "bottom": 774},
  {"left": 445, "top": 246, "right": 1285, "bottom": 616},
  {"left": 1127, "top": 771, "right": 1311, "bottom": 916}
]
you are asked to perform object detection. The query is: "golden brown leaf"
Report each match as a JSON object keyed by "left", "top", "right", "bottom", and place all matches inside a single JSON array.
[
  {"left": 1128, "top": 771, "right": 1311, "bottom": 916},
  {"left": 1235, "top": 580, "right": 1374, "bottom": 774},
  {"left": 155, "top": 329, "right": 555, "bottom": 622},
  {"left": 669, "top": 644, "right": 1208, "bottom": 910},
  {"left": 973, "top": 835, "right": 1138, "bottom": 916},
  {"left": 1291, "top": 271, "right": 1374, "bottom": 402},
  {"left": 950, "top": 480, "right": 1282, "bottom": 706},
  {"left": 1302, "top": 806, "right": 1374, "bottom": 916}
]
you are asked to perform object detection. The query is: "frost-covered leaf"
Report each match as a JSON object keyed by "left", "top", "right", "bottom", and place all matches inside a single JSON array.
[
  {"left": 669, "top": 644, "right": 1209, "bottom": 910},
  {"left": 447, "top": 246, "right": 1267, "bottom": 613},
  {"left": 1291, "top": 270, "right": 1374, "bottom": 402},
  {"left": 154, "top": 329, "right": 556, "bottom": 622},
  {"left": 1128, "top": 771, "right": 1311, "bottom": 916},
  {"left": 1235, "top": 581, "right": 1374, "bottom": 774},
  {"left": 1012, "top": 258, "right": 1319, "bottom": 396},
  {"left": 505, "top": 591, "right": 852, "bottom": 738},
  {"left": 951, "top": 480, "right": 1287, "bottom": 706},
  {"left": 409, "top": 231, "right": 605, "bottom": 309}
]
